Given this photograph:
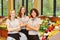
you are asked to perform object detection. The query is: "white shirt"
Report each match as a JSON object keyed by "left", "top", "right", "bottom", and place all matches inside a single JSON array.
[
  {"left": 18, "top": 16, "right": 29, "bottom": 29},
  {"left": 28, "top": 17, "right": 42, "bottom": 35},
  {"left": 6, "top": 18, "right": 20, "bottom": 34}
]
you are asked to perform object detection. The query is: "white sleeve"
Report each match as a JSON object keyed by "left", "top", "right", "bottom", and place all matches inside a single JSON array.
[
  {"left": 25, "top": 16, "right": 29, "bottom": 24},
  {"left": 37, "top": 18, "right": 42, "bottom": 24},
  {"left": 17, "top": 17, "right": 21, "bottom": 22},
  {"left": 6, "top": 19, "right": 10, "bottom": 27},
  {"left": 27, "top": 19, "right": 31, "bottom": 24},
  {"left": 15, "top": 19, "right": 20, "bottom": 25}
]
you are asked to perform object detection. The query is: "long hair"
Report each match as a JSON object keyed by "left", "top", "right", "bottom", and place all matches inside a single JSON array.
[
  {"left": 18, "top": 6, "right": 26, "bottom": 18},
  {"left": 8, "top": 10, "right": 17, "bottom": 20}
]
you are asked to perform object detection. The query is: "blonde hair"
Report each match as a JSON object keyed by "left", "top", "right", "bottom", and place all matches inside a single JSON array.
[{"left": 8, "top": 10, "right": 17, "bottom": 20}]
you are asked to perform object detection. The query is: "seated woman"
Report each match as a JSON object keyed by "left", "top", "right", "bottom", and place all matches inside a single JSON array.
[
  {"left": 6, "top": 10, "right": 21, "bottom": 40},
  {"left": 18, "top": 6, "right": 29, "bottom": 40},
  {"left": 26, "top": 8, "right": 42, "bottom": 40}
]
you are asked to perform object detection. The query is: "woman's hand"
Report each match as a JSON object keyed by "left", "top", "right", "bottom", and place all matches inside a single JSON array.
[
  {"left": 20, "top": 22, "right": 26, "bottom": 27},
  {"left": 26, "top": 24, "right": 40, "bottom": 31},
  {"left": 16, "top": 26, "right": 21, "bottom": 31}
]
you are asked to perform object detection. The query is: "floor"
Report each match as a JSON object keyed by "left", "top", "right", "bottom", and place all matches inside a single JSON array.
[{"left": 0, "top": 37, "right": 6, "bottom": 40}]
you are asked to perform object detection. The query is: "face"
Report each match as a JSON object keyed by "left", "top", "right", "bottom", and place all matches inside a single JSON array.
[
  {"left": 10, "top": 10, "right": 15, "bottom": 18},
  {"left": 21, "top": 7, "right": 25, "bottom": 15},
  {"left": 31, "top": 10, "right": 36, "bottom": 18}
]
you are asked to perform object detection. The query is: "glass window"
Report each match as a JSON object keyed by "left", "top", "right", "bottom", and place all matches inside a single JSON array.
[
  {"left": 15, "top": 0, "right": 34, "bottom": 16},
  {"left": 24, "top": 0, "right": 26, "bottom": 7},
  {"left": 15, "top": 0, "right": 22, "bottom": 15},
  {"left": 3, "top": 0, "right": 8, "bottom": 16},
  {"left": 0, "top": 0, "right": 1, "bottom": 16},
  {"left": 28, "top": 0, "right": 34, "bottom": 15},
  {"left": 43, "top": 0, "right": 53, "bottom": 16},
  {"left": 56, "top": 0, "right": 60, "bottom": 16}
]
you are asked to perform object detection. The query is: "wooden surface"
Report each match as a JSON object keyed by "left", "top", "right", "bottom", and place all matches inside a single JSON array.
[
  {"left": 0, "top": 37, "right": 6, "bottom": 40},
  {"left": 49, "top": 32, "right": 60, "bottom": 40}
]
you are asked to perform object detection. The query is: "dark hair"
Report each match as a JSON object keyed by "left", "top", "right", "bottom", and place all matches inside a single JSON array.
[
  {"left": 30, "top": 8, "right": 39, "bottom": 18},
  {"left": 18, "top": 6, "right": 26, "bottom": 18}
]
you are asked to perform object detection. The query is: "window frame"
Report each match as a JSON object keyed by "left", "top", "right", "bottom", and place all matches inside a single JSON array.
[
  {"left": 13, "top": 0, "right": 58, "bottom": 17},
  {"left": 41, "top": 0, "right": 56, "bottom": 17},
  {"left": 0, "top": 0, "right": 8, "bottom": 16},
  {"left": 1, "top": 0, "right": 3, "bottom": 16}
]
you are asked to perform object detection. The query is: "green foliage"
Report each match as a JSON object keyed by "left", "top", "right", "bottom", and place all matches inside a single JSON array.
[
  {"left": 43, "top": 0, "right": 53, "bottom": 16},
  {"left": 43, "top": 0, "right": 60, "bottom": 16},
  {"left": 28, "top": 0, "right": 33, "bottom": 15},
  {"left": 0, "top": 0, "right": 60, "bottom": 16},
  {"left": 15, "top": 0, "right": 22, "bottom": 15},
  {"left": 56, "top": 0, "right": 60, "bottom": 16},
  {"left": 0, "top": 0, "right": 1, "bottom": 16},
  {"left": 39, "top": 18, "right": 49, "bottom": 32},
  {"left": 0, "top": 25, "right": 7, "bottom": 30},
  {"left": 3, "top": 0, "right": 8, "bottom": 16}
]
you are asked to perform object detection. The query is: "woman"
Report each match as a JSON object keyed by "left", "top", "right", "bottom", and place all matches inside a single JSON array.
[
  {"left": 6, "top": 10, "right": 21, "bottom": 40},
  {"left": 26, "top": 8, "right": 42, "bottom": 40},
  {"left": 18, "top": 6, "right": 29, "bottom": 40}
]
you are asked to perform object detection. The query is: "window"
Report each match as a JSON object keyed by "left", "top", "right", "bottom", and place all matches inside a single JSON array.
[
  {"left": 15, "top": 0, "right": 22, "bottom": 15},
  {"left": 14, "top": 0, "right": 34, "bottom": 16},
  {"left": 24, "top": 0, "right": 26, "bottom": 7},
  {"left": 0, "top": 0, "right": 8, "bottom": 16},
  {"left": 3, "top": 0, "right": 8, "bottom": 16},
  {"left": 28, "top": 0, "right": 34, "bottom": 15},
  {"left": 43, "top": 0, "right": 54, "bottom": 16},
  {"left": 0, "top": 0, "right": 1, "bottom": 16},
  {"left": 56, "top": 0, "right": 60, "bottom": 16}
]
